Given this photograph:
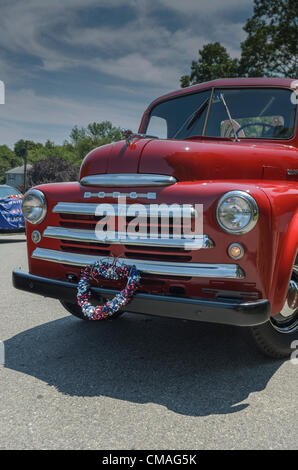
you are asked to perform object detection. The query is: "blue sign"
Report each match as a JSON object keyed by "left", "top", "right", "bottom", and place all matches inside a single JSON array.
[{"left": 0, "top": 197, "right": 25, "bottom": 230}]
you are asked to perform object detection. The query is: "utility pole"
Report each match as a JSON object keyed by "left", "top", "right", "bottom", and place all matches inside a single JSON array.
[{"left": 23, "top": 141, "right": 28, "bottom": 193}]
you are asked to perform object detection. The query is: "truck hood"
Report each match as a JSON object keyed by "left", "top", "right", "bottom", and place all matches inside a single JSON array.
[
  {"left": 79, "top": 138, "right": 297, "bottom": 182},
  {"left": 139, "top": 139, "right": 297, "bottom": 181}
]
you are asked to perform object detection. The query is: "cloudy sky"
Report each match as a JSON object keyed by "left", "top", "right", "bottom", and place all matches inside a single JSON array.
[{"left": 0, "top": 0, "right": 254, "bottom": 148}]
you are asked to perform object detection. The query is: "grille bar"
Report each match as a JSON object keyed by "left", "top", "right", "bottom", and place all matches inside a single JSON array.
[
  {"left": 31, "top": 247, "right": 245, "bottom": 279},
  {"left": 43, "top": 226, "right": 214, "bottom": 250},
  {"left": 53, "top": 202, "right": 197, "bottom": 218}
]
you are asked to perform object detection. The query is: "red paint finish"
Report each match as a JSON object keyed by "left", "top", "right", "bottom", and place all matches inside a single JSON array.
[
  {"left": 138, "top": 139, "right": 297, "bottom": 182},
  {"left": 80, "top": 139, "right": 151, "bottom": 179},
  {"left": 23, "top": 78, "right": 298, "bottom": 318}
]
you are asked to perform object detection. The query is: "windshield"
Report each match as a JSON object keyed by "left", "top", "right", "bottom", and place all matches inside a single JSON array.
[
  {"left": 146, "top": 90, "right": 211, "bottom": 139},
  {"left": 0, "top": 186, "right": 22, "bottom": 198},
  {"left": 146, "top": 87, "right": 297, "bottom": 140}
]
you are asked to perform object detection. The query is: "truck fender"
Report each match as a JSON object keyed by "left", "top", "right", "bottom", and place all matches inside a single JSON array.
[{"left": 271, "top": 211, "right": 298, "bottom": 315}]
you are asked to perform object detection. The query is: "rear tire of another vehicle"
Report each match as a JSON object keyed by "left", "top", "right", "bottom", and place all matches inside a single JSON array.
[
  {"left": 59, "top": 300, "right": 124, "bottom": 321},
  {"left": 250, "top": 259, "right": 298, "bottom": 359}
]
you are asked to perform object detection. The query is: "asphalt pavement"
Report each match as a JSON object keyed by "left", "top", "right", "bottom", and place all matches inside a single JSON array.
[{"left": 0, "top": 235, "right": 297, "bottom": 449}]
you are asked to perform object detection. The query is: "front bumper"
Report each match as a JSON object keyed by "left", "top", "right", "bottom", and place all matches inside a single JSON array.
[
  {"left": 0, "top": 228, "right": 25, "bottom": 234},
  {"left": 12, "top": 269, "right": 270, "bottom": 326}
]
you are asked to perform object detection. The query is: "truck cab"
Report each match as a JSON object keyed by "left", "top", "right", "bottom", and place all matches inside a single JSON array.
[{"left": 13, "top": 78, "right": 298, "bottom": 358}]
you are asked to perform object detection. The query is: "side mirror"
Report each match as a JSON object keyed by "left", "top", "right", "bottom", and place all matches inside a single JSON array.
[{"left": 146, "top": 116, "right": 167, "bottom": 139}]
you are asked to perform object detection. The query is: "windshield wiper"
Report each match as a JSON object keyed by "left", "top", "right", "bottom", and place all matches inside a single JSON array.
[
  {"left": 186, "top": 98, "right": 210, "bottom": 131},
  {"left": 172, "top": 98, "right": 209, "bottom": 139},
  {"left": 219, "top": 93, "right": 240, "bottom": 142}
]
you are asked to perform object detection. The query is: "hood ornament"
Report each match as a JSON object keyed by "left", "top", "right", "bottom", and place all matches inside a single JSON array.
[{"left": 121, "top": 129, "right": 159, "bottom": 146}]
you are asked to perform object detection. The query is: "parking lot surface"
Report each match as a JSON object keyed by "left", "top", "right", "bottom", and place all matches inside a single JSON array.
[{"left": 0, "top": 235, "right": 297, "bottom": 449}]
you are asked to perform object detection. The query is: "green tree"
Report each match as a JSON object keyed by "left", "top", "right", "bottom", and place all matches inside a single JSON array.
[
  {"left": 26, "top": 156, "right": 79, "bottom": 190},
  {"left": 44, "top": 140, "right": 55, "bottom": 149},
  {"left": 2, "top": 120, "right": 123, "bottom": 185},
  {"left": 14, "top": 139, "right": 43, "bottom": 157},
  {"left": 0, "top": 145, "right": 22, "bottom": 184},
  {"left": 87, "top": 121, "right": 122, "bottom": 141},
  {"left": 74, "top": 136, "right": 97, "bottom": 160},
  {"left": 180, "top": 42, "right": 240, "bottom": 87},
  {"left": 26, "top": 144, "right": 77, "bottom": 165},
  {"left": 69, "top": 126, "right": 87, "bottom": 145},
  {"left": 239, "top": 0, "right": 298, "bottom": 77},
  {"left": 68, "top": 121, "right": 123, "bottom": 159}
]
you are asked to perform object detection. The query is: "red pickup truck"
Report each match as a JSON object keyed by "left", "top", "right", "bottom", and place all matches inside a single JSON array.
[{"left": 13, "top": 78, "right": 297, "bottom": 359}]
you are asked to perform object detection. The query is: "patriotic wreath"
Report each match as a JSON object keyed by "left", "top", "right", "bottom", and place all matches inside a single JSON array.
[
  {"left": 77, "top": 260, "right": 140, "bottom": 320},
  {"left": 8, "top": 195, "right": 22, "bottom": 199}
]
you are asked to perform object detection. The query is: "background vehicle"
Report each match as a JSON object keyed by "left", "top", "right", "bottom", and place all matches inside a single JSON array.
[
  {"left": 13, "top": 78, "right": 297, "bottom": 358},
  {"left": 0, "top": 185, "right": 25, "bottom": 233}
]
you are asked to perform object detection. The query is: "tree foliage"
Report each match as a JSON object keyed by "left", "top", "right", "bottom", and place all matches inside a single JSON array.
[
  {"left": 180, "top": 43, "right": 240, "bottom": 88},
  {"left": 69, "top": 120, "right": 122, "bottom": 159},
  {"left": 240, "top": 0, "right": 298, "bottom": 77},
  {"left": 26, "top": 156, "right": 79, "bottom": 190},
  {"left": 14, "top": 139, "right": 43, "bottom": 158},
  {"left": 0, "top": 121, "right": 123, "bottom": 187},
  {"left": 0, "top": 145, "right": 22, "bottom": 184},
  {"left": 181, "top": 0, "right": 297, "bottom": 86}
]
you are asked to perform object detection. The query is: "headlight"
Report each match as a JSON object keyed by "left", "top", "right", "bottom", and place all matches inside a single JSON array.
[
  {"left": 216, "top": 191, "right": 258, "bottom": 234},
  {"left": 22, "top": 189, "right": 47, "bottom": 224}
]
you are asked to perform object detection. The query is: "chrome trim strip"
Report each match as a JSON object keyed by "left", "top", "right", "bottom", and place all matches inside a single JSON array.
[
  {"left": 53, "top": 202, "right": 196, "bottom": 218},
  {"left": 83, "top": 191, "right": 157, "bottom": 200},
  {"left": 287, "top": 169, "right": 298, "bottom": 176},
  {"left": 43, "top": 226, "right": 214, "bottom": 250},
  {"left": 31, "top": 248, "right": 245, "bottom": 279},
  {"left": 80, "top": 174, "right": 177, "bottom": 187}
]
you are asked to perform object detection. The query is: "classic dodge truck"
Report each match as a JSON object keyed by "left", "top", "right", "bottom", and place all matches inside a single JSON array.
[{"left": 13, "top": 78, "right": 297, "bottom": 358}]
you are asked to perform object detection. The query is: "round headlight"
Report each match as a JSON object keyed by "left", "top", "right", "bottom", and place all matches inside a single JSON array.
[
  {"left": 216, "top": 191, "right": 258, "bottom": 234},
  {"left": 22, "top": 189, "right": 47, "bottom": 224}
]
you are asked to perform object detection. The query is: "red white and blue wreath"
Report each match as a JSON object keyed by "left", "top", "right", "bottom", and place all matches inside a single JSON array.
[{"left": 77, "top": 260, "right": 140, "bottom": 320}]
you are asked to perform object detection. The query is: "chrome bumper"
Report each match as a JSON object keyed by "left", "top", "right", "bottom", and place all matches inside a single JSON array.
[
  {"left": 12, "top": 269, "right": 269, "bottom": 326},
  {"left": 31, "top": 247, "right": 245, "bottom": 279}
]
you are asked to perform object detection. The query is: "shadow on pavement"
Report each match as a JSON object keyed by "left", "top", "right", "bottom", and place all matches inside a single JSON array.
[
  {"left": 0, "top": 236, "right": 26, "bottom": 243},
  {"left": 4, "top": 311, "right": 283, "bottom": 417}
]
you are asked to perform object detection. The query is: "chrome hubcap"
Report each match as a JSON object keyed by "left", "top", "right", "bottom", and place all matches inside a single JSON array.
[
  {"left": 280, "top": 279, "right": 298, "bottom": 318},
  {"left": 271, "top": 264, "right": 298, "bottom": 334}
]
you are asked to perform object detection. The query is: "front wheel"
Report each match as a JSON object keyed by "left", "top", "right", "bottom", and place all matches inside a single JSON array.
[
  {"left": 60, "top": 300, "right": 124, "bottom": 321},
  {"left": 251, "top": 262, "right": 298, "bottom": 358}
]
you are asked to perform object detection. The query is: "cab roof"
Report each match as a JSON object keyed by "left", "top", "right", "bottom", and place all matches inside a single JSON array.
[{"left": 146, "top": 77, "right": 296, "bottom": 113}]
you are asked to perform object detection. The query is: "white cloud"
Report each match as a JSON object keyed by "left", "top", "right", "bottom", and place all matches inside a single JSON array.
[
  {"left": 0, "top": 87, "right": 146, "bottom": 147},
  {"left": 0, "top": 0, "right": 252, "bottom": 75},
  {"left": 160, "top": 0, "right": 253, "bottom": 14},
  {"left": 92, "top": 53, "right": 179, "bottom": 88},
  {"left": 0, "top": 0, "right": 254, "bottom": 146}
]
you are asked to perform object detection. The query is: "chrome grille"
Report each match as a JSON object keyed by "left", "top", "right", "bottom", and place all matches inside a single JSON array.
[
  {"left": 34, "top": 200, "right": 247, "bottom": 278},
  {"left": 32, "top": 202, "right": 245, "bottom": 282},
  {"left": 48, "top": 201, "right": 214, "bottom": 264}
]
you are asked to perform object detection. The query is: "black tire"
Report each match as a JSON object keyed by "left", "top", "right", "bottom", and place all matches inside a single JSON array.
[
  {"left": 251, "top": 319, "right": 298, "bottom": 359},
  {"left": 60, "top": 300, "right": 89, "bottom": 320},
  {"left": 251, "top": 259, "right": 298, "bottom": 359},
  {"left": 59, "top": 300, "right": 124, "bottom": 321}
]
